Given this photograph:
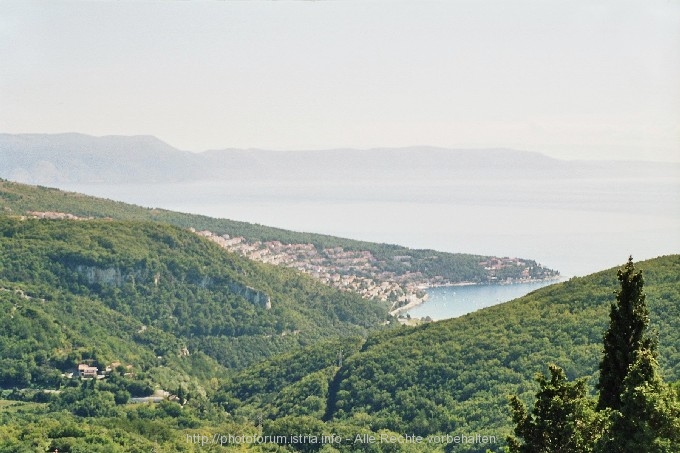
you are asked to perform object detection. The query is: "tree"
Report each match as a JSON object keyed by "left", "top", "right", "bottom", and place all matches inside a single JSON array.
[
  {"left": 114, "top": 389, "right": 130, "bottom": 405},
  {"left": 508, "top": 364, "right": 605, "bottom": 453},
  {"left": 508, "top": 257, "right": 679, "bottom": 453},
  {"left": 72, "top": 390, "right": 116, "bottom": 417},
  {"left": 596, "top": 349, "right": 680, "bottom": 452},
  {"left": 176, "top": 384, "right": 187, "bottom": 405},
  {"left": 597, "top": 256, "right": 654, "bottom": 411}
]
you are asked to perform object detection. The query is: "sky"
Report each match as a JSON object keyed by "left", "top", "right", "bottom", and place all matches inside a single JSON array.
[{"left": 1, "top": 0, "right": 679, "bottom": 162}]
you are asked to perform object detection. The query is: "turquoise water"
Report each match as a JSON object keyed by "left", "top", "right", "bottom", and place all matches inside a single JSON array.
[{"left": 406, "top": 280, "right": 558, "bottom": 320}]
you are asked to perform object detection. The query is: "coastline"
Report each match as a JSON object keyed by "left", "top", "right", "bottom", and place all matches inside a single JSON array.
[
  {"left": 194, "top": 228, "right": 561, "bottom": 318},
  {"left": 389, "top": 293, "right": 429, "bottom": 317},
  {"left": 420, "top": 275, "right": 563, "bottom": 289},
  {"left": 392, "top": 276, "right": 563, "bottom": 318}
]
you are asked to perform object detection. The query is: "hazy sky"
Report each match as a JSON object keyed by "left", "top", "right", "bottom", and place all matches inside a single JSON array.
[{"left": 1, "top": 0, "right": 679, "bottom": 161}]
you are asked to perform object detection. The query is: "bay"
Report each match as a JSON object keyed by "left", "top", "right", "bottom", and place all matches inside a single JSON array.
[
  {"left": 56, "top": 176, "right": 678, "bottom": 321},
  {"left": 406, "top": 280, "right": 559, "bottom": 321}
]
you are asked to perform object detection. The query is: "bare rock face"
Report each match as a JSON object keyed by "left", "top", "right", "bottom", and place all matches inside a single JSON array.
[
  {"left": 75, "top": 265, "right": 125, "bottom": 287},
  {"left": 227, "top": 282, "right": 272, "bottom": 310},
  {"left": 72, "top": 264, "right": 272, "bottom": 310}
]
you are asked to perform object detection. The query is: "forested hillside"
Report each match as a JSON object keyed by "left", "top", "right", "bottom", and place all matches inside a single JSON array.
[
  {"left": 1, "top": 238, "right": 678, "bottom": 451},
  {"left": 0, "top": 214, "right": 391, "bottom": 452},
  {"left": 214, "top": 255, "right": 680, "bottom": 452},
  {"left": 330, "top": 255, "right": 679, "bottom": 448},
  {"left": 0, "top": 217, "right": 388, "bottom": 382},
  {"left": 0, "top": 179, "right": 677, "bottom": 452}
]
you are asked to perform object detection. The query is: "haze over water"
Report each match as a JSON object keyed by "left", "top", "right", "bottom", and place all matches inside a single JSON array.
[
  {"left": 61, "top": 172, "right": 680, "bottom": 280},
  {"left": 46, "top": 149, "right": 679, "bottom": 321}
]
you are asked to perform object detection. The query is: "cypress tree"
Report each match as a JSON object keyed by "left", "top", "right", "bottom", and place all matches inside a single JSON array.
[
  {"left": 597, "top": 349, "right": 680, "bottom": 452},
  {"left": 597, "top": 256, "right": 654, "bottom": 411}
]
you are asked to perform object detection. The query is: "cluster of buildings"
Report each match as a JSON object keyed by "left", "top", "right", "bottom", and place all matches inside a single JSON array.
[
  {"left": 25, "top": 211, "right": 93, "bottom": 220},
  {"left": 193, "top": 230, "right": 429, "bottom": 313},
  {"left": 194, "top": 229, "right": 560, "bottom": 314},
  {"left": 479, "top": 257, "right": 541, "bottom": 282},
  {"left": 62, "top": 361, "right": 133, "bottom": 380}
]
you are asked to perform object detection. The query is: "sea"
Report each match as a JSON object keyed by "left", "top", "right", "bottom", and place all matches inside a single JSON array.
[
  {"left": 59, "top": 175, "right": 679, "bottom": 320},
  {"left": 406, "top": 280, "right": 558, "bottom": 320}
]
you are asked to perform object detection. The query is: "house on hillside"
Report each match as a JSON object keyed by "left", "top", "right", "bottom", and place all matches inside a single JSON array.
[{"left": 77, "top": 363, "right": 98, "bottom": 378}]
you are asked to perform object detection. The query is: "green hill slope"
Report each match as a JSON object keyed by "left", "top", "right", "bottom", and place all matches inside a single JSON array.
[
  {"left": 216, "top": 255, "right": 680, "bottom": 452},
  {"left": 331, "top": 255, "right": 679, "bottom": 447},
  {"left": 0, "top": 216, "right": 677, "bottom": 451},
  {"left": 0, "top": 217, "right": 389, "bottom": 384},
  {"left": 0, "top": 215, "right": 392, "bottom": 452}
]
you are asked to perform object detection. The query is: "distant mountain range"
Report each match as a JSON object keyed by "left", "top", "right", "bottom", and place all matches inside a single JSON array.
[{"left": 2, "top": 132, "right": 677, "bottom": 184}]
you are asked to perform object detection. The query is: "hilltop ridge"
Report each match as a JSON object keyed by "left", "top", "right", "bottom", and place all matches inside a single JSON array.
[{"left": 0, "top": 181, "right": 559, "bottom": 302}]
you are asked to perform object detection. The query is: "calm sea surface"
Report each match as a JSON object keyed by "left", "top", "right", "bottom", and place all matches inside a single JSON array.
[
  {"left": 406, "top": 280, "right": 558, "bottom": 320},
  {"left": 60, "top": 177, "right": 679, "bottom": 320}
]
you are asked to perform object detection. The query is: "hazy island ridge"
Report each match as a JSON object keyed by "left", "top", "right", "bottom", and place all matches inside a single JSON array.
[{"left": 2, "top": 132, "right": 678, "bottom": 185}]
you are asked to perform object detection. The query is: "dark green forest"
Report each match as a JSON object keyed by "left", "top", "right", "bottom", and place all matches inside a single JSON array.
[{"left": 3, "top": 246, "right": 676, "bottom": 451}]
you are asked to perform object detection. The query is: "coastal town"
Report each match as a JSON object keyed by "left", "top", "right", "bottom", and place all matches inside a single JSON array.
[
  {"left": 20, "top": 212, "right": 557, "bottom": 316},
  {"left": 193, "top": 229, "right": 557, "bottom": 315}
]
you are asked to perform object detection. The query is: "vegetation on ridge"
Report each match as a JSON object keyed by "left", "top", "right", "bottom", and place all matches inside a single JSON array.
[
  {"left": 1, "top": 244, "right": 678, "bottom": 451},
  {"left": 0, "top": 179, "right": 558, "bottom": 286},
  {"left": 0, "top": 217, "right": 389, "bottom": 383},
  {"left": 508, "top": 258, "right": 680, "bottom": 452},
  {"left": 217, "top": 255, "right": 679, "bottom": 452}
]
